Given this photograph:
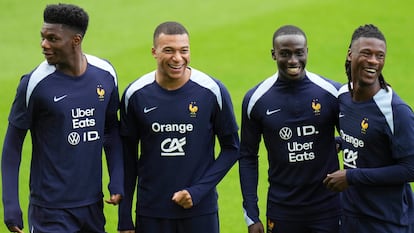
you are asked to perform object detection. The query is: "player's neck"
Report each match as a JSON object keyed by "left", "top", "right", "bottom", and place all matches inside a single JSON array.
[
  {"left": 155, "top": 68, "right": 191, "bottom": 91},
  {"left": 352, "top": 80, "right": 381, "bottom": 102},
  {"left": 56, "top": 53, "right": 87, "bottom": 77}
]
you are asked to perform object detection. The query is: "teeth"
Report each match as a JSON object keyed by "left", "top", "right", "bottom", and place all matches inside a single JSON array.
[
  {"left": 287, "top": 67, "right": 300, "bottom": 73},
  {"left": 365, "top": 68, "right": 376, "bottom": 73},
  {"left": 169, "top": 64, "right": 182, "bottom": 69}
]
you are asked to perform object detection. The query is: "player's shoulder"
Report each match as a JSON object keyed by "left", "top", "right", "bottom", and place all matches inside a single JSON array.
[
  {"left": 242, "top": 73, "right": 278, "bottom": 118},
  {"left": 378, "top": 87, "right": 412, "bottom": 111},
  {"left": 189, "top": 67, "right": 232, "bottom": 110},
  {"left": 338, "top": 84, "right": 350, "bottom": 96},
  {"left": 28, "top": 60, "right": 56, "bottom": 79},
  {"left": 306, "top": 70, "right": 341, "bottom": 96},
  {"left": 189, "top": 67, "right": 224, "bottom": 89},
  {"left": 85, "top": 54, "right": 117, "bottom": 80},
  {"left": 244, "top": 73, "right": 277, "bottom": 101},
  {"left": 22, "top": 60, "right": 56, "bottom": 90},
  {"left": 85, "top": 54, "right": 113, "bottom": 68},
  {"left": 124, "top": 71, "right": 156, "bottom": 98}
]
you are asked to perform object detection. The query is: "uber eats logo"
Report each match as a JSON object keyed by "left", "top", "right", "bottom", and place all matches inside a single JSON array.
[
  {"left": 68, "top": 108, "right": 100, "bottom": 145},
  {"left": 279, "top": 125, "right": 319, "bottom": 163}
]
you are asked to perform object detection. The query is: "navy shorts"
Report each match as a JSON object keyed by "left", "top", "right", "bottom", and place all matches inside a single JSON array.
[
  {"left": 28, "top": 201, "right": 106, "bottom": 233},
  {"left": 266, "top": 215, "right": 340, "bottom": 233},
  {"left": 135, "top": 213, "right": 219, "bottom": 233},
  {"left": 341, "top": 215, "right": 413, "bottom": 233}
]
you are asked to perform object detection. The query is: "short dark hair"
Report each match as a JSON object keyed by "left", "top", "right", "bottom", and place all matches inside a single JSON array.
[
  {"left": 43, "top": 3, "right": 89, "bottom": 36},
  {"left": 272, "top": 25, "right": 307, "bottom": 47},
  {"left": 153, "top": 21, "right": 189, "bottom": 46},
  {"left": 345, "top": 24, "right": 388, "bottom": 94}
]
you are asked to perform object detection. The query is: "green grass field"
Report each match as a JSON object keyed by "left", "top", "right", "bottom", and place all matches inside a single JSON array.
[{"left": 1, "top": 0, "right": 413, "bottom": 232}]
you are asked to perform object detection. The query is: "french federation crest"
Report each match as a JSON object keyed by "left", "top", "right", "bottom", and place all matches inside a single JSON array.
[
  {"left": 96, "top": 84, "right": 105, "bottom": 101},
  {"left": 311, "top": 98, "right": 321, "bottom": 115},
  {"left": 188, "top": 101, "right": 198, "bottom": 117},
  {"left": 361, "top": 118, "right": 369, "bottom": 134}
]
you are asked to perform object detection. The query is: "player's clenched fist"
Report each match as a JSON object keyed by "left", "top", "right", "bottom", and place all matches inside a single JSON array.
[{"left": 172, "top": 190, "right": 193, "bottom": 209}]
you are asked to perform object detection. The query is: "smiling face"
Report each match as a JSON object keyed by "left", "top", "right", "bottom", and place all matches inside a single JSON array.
[
  {"left": 152, "top": 33, "right": 191, "bottom": 89},
  {"left": 348, "top": 37, "right": 386, "bottom": 88},
  {"left": 272, "top": 34, "right": 308, "bottom": 81}
]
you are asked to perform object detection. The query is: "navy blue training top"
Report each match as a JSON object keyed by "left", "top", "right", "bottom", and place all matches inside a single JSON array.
[
  {"left": 338, "top": 85, "right": 414, "bottom": 226},
  {"left": 4, "top": 54, "right": 123, "bottom": 209},
  {"left": 239, "top": 70, "right": 341, "bottom": 224},
  {"left": 118, "top": 67, "right": 240, "bottom": 229}
]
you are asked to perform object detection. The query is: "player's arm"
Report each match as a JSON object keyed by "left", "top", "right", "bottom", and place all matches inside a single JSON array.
[
  {"left": 103, "top": 122, "right": 123, "bottom": 205},
  {"left": 175, "top": 131, "right": 240, "bottom": 209},
  {"left": 103, "top": 86, "right": 124, "bottom": 204},
  {"left": 117, "top": 92, "right": 138, "bottom": 231},
  {"left": 325, "top": 104, "right": 414, "bottom": 190},
  {"left": 238, "top": 95, "right": 262, "bottom": 227},
  {"left": 325, "top": 155, "right": 414, "bottom": 192},
  {"left": 348, "top": 156, "right": 414, "bottom": 184},
  {"left": 176, "top": 84, "right": 240, "bottom": 208},
  {"left": 349, "top": 104, "right": 414, "bottom": 186},
  {"left": 2, "top": 123, "right": 27, "bottom": 231},
  {"left": 117, "top": 135, "right": 138, "bottom": 230}
]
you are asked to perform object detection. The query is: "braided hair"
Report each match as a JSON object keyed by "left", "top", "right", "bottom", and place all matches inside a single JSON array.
[{"left": 345, "top": 24, "right": 389, "bottom": 95}]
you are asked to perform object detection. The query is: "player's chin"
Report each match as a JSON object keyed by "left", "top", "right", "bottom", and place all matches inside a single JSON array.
[
  {"left": 45, "top": 58, "right": 57, "bottom": 65},
  {"left": 168, "top": 70, "right": 186, "bottom": 79}
]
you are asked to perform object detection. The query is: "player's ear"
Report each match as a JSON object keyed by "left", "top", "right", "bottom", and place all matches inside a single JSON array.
[
  {"left": 271, "top": 48, "right": 276, "bottom": 60},
  {"left": 72, "top": 34, "right": 82, "bottom": 48},
  {"left": 151, "top": 47, "right": 157, "bottom": 58},
  {"left": 347, "top": 48, "right": 352, "bottom": 61}
]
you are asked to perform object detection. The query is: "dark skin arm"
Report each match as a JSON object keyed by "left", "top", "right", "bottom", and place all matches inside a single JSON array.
[
  {"left": 105, "top": 194, "right": 122, "bottom": 205},
  {"left": 8, "top": 226, "right": 24, "bottom": 233},
  {"left": 248, "top": 222, "right": 264, "bottom": 233},
  {"left": 323, "top": 170, "right": 349, "bottom": 192}
]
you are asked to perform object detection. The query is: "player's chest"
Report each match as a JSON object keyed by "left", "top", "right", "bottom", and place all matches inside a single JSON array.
[
  {"left": 258, "top": 92, "right": 334, "bottom": 127},
  {"left": 339, "top": 103, "right": 387, "bottom": 146},
  {"left": 135, "top": 91, "right": 216, "bottom": 125},
  {"left": 33, "top": 78, "right": 112, "bottom": 116}
]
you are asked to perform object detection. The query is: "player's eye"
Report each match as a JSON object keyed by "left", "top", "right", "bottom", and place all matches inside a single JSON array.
[
  {"left": 163, "top": 48, "right": 174, "bottom": 54},
  {"left": 279, "top": 51, "right": 290, "bottom": 57}
]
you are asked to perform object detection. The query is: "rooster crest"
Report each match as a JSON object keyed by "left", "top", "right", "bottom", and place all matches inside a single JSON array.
[
  {"left": 361, "top": 118, "right": 369, "bottom": 130},
  {"left": 97, "top": 87, "right": 105, "bottom": 98},
  {"left": 312, "top": 101, "right": 321, "bottom": 111},
  {"left": 189, "top": 103, "right": 198, "bottom": 113}
]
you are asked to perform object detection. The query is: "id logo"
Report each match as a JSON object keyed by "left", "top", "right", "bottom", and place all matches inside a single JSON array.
[
  {"left": 68, "top": 131, "right": 100, "bottom": 146},
  {"left": 279, "top": 125, "right": 319, "bottom": 140}
]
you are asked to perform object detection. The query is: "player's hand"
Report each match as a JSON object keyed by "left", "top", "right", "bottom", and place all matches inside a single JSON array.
[
  {"left": 248, "top": 222, "right": 264, "bottom": 233},
  {"left": 323, "top": 170, "right": 349, "bottom": 192},
  {"left": 172, "top": 190, "right": 193, "bottom": 209},
  {"left": 105, "top": 194, "right": 122, "bottom": 205},
  {"left": 8, "top": 225, "right": 24, "bottom": 233}
]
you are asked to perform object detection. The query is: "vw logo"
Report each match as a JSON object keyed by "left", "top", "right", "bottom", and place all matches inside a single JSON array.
[
  {"left": 68, "top": 132, "right": 80, "bottom": 145},
  {"left": 279, "top": 127, "right": 292, "bottom": 140}
]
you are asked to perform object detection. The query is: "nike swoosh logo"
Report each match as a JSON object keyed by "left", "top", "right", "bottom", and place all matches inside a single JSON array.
[
  {"left": 143, "top": 106, "right": 157, "bottom": 113},
  {"left": 339, "top": 113, "right": 345, "bottom": 118},
  {"left": 53, "top": 95, "right": 67, "bottom": 102},
  {"left": 266, "top": 109, "right": 281, "bottom": 115}
]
